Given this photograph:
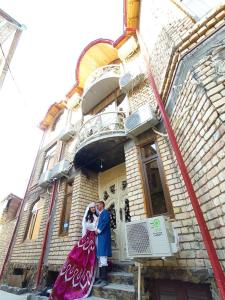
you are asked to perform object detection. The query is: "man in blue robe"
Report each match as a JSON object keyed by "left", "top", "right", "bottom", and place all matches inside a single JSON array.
[{"left": 95, "top": 201, "right": 112, "bottom": 286}]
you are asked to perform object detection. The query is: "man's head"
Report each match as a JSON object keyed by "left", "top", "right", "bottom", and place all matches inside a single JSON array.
[{"left": 96, "top": 201, "right": 105, "bottom": 212}]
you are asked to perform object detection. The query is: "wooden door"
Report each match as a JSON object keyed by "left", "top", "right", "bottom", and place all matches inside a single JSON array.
[{"left": 98, "top": 163, "right": 130, "bottom": 260}]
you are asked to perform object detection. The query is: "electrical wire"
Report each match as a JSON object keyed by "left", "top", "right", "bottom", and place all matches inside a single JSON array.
[{"left": 0, "top": 41, "right": 22, "bottom": 95}]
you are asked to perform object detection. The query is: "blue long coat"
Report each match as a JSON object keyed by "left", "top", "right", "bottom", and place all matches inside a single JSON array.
[{"left": 97, "top": 209, "right": 112, "bottom": 257}]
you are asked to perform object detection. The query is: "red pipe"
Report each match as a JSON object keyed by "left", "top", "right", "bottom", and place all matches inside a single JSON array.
[
  {"left": 35, "top": 180, "right": 58, "bottom": 287},
  {"left": 35, "top": 140, "right": 64, "bottom": 287},
  {"left": 137, "top": 32, "right": 225, "bottom": 299}
]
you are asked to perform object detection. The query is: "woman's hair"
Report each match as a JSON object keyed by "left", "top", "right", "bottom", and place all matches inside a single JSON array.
[{"left": 85, "top": 208, "right": 98, "bottom": 223}]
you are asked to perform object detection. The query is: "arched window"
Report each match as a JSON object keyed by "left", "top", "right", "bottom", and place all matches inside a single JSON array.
[{"left": 26, "top": 197, "right": 44, "bottom": 240}]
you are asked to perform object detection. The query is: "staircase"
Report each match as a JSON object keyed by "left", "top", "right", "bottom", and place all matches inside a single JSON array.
[{"left": 89, "top": 261, "right": 137, "bottom": 300}]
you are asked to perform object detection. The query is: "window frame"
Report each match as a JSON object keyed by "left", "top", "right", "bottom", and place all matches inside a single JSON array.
[
  {"left": 139, "top": 139, "right": 174, "bottom": 218},
  {"left": 51, "top": 111, "right": 64, "bottom": 132},
  {"left": 41, "top": 143, "right": 57, "bottom": 174},
  {"left": 25, "top": 198, "right": 45, "bottom": 241},
  {"left": 59, "top": 180, "right": 74, "bottom": 236}
]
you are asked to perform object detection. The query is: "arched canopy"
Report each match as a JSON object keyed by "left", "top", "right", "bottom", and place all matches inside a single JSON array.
[
  {"left": 75, "top": 39, "right": 119, "bottom": 90},
  {"left": 40, "top": 0, "right": 141, "bottom": 129},
  {"left": 39, "top": 101, "right": 66, "bottom": 130}
]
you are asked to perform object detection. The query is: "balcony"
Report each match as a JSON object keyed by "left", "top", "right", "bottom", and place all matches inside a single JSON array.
[
  {"left": 74, "top": 111, "right": 127, "bottom": 171},
  {"left": 82, "top": 64, "right": 121, "bottom": 115}
]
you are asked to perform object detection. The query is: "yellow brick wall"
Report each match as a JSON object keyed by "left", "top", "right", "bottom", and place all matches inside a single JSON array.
[
  {"left": 139, "top": 0, "right": 194, "bottom": 92},
  {"left": 124, "top": 140, "right": 147, "bottom": 220},
  {"left": 47, "top": 171, "right": 98, "bottom": 267},
  {"left": 0, "top": 219, "right": 16, "bottom": 274},
  {"left": 10, "top": 190, "right": 50, "bottom": 264}
]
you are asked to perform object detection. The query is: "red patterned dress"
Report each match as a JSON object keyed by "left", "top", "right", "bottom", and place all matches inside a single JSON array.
[{"left": 50, "top": 228, "right": 97, "bottom": 299}]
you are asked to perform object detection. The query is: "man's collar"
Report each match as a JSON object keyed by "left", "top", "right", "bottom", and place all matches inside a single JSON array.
[{"left": 99, "top": 208, "right": 105, "bottom": 215}]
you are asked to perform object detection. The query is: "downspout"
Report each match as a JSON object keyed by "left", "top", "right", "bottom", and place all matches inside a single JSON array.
[
  {"left": 35, "top": 141, "right": 64, "bottom": 288},
  {"left": 0, "top": 131, "right": 46, "bottom": 282},
  {"left": 137, "top": 32, "right": 225, "bottom": 299}
]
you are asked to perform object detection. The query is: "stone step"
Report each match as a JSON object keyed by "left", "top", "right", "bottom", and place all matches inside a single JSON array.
[
  {"left": 111, "top": 261, "right": 136, "bottom": 273},
  {"left": 87, "top": 297, "right": 109, "bottom": 300},
  {"left": 91, "top": 283, "right": 135, "bottom": 300},
  {"left": 108, "top": 271, "right": 134, "bottom": 285}
]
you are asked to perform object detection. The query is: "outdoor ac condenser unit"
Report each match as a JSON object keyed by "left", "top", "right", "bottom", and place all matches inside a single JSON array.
[
  {"left": 59, "top": 125, "right": 76, "bottom": 142},
  {"left": 38, "top": 170, "right": 52, "bottom": 187},
  {"left": 125, "top": 215, "right": 179, "bottom": 258},
  {"left": 125, "top": 103, "right": 159, "bottom": 136},
  {"left": 50, "top": 159, "right": 71, "bottom": 180},
  {"left": 119, "top": 68, "right": 145, "bottom": 94}
]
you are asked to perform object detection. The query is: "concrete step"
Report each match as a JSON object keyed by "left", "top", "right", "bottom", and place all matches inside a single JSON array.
[
  {"left": 91, "top": 283, "right": 135, "bottom": 300},
  {"left": 108, "top": 271, "right": 134, "bottom": 285},
  {"left": 111, "top": 261, "right": 136, "bottom": 273},
  {"left": 87, "top": 297, "right": 109, "bottom": 300}
]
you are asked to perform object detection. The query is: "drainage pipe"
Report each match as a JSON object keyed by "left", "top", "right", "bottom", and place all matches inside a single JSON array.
[
  {"left": 35, "top": 139, "right": 65, "bottom": 287},
  {"left": 137, "top": 32, "right": 225, "bottom": 299}
]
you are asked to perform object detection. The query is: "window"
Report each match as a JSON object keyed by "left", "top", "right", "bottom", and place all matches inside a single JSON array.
[
  {"left": 180, "top": 0, "right": 223, "bottom": 19},
  {"left": 51, "top": 111, "right": 64, "bottom": 132},
  {"left": 42, "top": 143, "right": 57, "bottom": 173},
  {"left": 59, "top": 181, "right": 73, "bottom": 236},
  {"left": 26, "top": 197, "right": 44, "bottom": 240},
  {"left": 140, "top": 141, "right": 173, "bottom": 217}
]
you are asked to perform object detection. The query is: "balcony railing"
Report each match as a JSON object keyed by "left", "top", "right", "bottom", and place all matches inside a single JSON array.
[
  {"left": 76, "top": 111, "right": 126, "bottom": 151},
  {"left": 83, "top": 64, "right": 121, "bottom": 94}
]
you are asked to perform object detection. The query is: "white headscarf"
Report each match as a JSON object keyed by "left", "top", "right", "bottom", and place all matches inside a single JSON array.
[{"left": 82, "top": 202, "right": 96, "bottom": 237}]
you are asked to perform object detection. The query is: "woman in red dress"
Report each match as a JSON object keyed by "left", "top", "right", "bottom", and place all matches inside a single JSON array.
[{"left": 49, "top": 202, "right": 98, "bottom": 300}]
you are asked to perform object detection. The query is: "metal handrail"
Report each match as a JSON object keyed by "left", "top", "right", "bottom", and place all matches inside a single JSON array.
[
  {"left": 76, "top": 111, "right": 126, "bottom": 149},
  {"left": 84, "top": 64, "right": 121, "bottom": 93}
]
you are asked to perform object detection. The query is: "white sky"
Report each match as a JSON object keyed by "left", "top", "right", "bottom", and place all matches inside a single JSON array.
[{"left": 0, "top": 0, "right": 122, "bottom": 199}]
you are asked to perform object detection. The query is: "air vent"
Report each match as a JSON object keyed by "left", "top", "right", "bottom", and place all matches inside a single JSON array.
[
  {"left": 38, "top": 170, "right": 52, "bottom": 187},
  {"left": 125, "top": 103, "right": 158, "bottom": 136},
  {"left": 119, "top": 69, "right": 145, "bottom": 94},
  {"left": 50, "top": 160, "right": 71, "bottom": 180}
]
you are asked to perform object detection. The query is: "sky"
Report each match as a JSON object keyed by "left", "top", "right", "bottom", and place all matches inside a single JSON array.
[{"left": 0, "top": 0, "right": 123, "bottom": 199}]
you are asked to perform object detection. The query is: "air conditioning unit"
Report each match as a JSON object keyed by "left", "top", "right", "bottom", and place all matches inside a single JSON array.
[
  {"left": 50, "top": 159, "right": 71, "bottom": 180},
  {"left": 125, "top": 103, "right": 158, "bottom": 136},
  {"left": 38, "top": 170, "right": 52, "bottom": 187},
  {"left": 59, "top": 125, "right": 76, "bottom": 142},
  {"left": 119, "top": 69, "right": 145, "bottom": 94},
  {"left": 125, "top": 215, "right": 179, "bottom": 258}
]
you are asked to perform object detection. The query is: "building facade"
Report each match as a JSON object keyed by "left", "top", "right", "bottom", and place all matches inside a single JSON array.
[{"left": 2, "top": 1, "right": 225, "bottom": 299}]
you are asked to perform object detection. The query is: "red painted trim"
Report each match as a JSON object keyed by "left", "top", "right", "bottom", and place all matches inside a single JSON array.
[
  {"left": 123, "top": 0, "right": 127, "bottom": 30},
  {"left": 35, "top": 140, "right": 65, "bottom": 287},
  {"left": 126, "top": 28, "right": 136, "bottom": 33},
  {"left": 75, "top": 38, "right": 114, "bottom": 83},
  {"left": 137, "top": 31, "right": 225, "bottom": 300},
  {"left": 113, "top": 33, "right": 127, "bottom": 48}
]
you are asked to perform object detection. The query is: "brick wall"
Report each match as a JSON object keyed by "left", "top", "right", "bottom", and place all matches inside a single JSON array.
[
  {"left": 124, "top": 140, "right": 147, "bottom": 220},
  {"left": 10, "top": 189, "right": 50, "bottom": 264},
  {"left": 168, "top": 47, "right": 225, "bottom": 270},
  {"left": 47, "top": 171, "right": 98, "bottom": 267},
  {"left": 0, "top": 219, "right": 17, "bottom": 274},
  {"left": 139, "top": 0, "right": 194, "bottom": 92}
]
